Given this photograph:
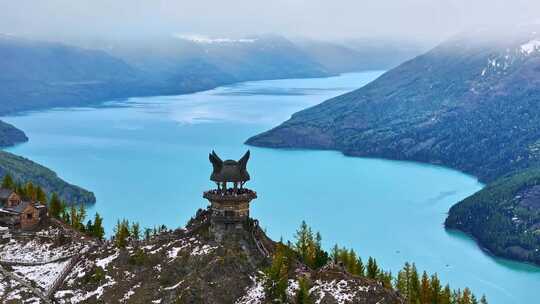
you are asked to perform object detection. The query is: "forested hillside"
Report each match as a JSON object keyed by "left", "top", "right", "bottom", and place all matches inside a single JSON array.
[
  {"left": 247, "top": 29, "right": 540, "bottom": 183},
  {"left": 0, "top": 151, "right": 95, "bottom": 204},
  {"left": 247, "top": 26, "right": 540, "bottom": 265},
  {"left": 446, "top": 167, "right": 540, "bottom": 264}
]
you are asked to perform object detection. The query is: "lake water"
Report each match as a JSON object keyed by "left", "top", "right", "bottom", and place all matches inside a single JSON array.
[{"left": 3, "top": 71, "right": 540, "bottom": 303}]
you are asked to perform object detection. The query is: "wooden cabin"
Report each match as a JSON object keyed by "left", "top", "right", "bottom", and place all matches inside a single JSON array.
[
  {"left": 0, "top": 187, "right": 47, "bottom": 230},
  {"left": 0, "top": 188, "right": 21, "bottom": 208}
]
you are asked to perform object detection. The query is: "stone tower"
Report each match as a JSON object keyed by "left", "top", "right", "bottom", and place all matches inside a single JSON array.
[{"left": 203, "top": 150, "right": 257, "bottom": 238}]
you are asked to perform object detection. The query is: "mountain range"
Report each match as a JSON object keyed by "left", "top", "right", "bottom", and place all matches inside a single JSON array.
[
  {"left": 0, "top": 34, "right": 422, "bottom": 116},
  {"left": 247, "top": 26, "right": 540, "bottom": 264}
]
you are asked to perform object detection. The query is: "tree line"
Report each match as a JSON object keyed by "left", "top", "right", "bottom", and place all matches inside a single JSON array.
[{"left": 265, "top": 221, "right": 488, "bottom": 304}]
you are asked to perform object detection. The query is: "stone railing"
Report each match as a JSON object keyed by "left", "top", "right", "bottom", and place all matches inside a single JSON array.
[{"left": 203, "top": 189, "right": 257, "bottom": 201}]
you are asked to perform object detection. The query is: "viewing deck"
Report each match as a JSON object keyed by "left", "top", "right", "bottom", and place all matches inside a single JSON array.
[{"left": 203, "top": 189, "right": 257, "bottom": 201}]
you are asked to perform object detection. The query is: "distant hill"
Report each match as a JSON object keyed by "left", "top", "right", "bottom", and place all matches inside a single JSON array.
[
  {"left": 247, "top": 28, "right": 540, "bottom": 183},
  {"left": 0, "top": 120, "right": 27, "bottom": 147},
  {"left": 0, "top": 150, "right": 95, "bottom": 204},
  {"left": 295, "top": 38, "right": 424, "bottom": 73}
]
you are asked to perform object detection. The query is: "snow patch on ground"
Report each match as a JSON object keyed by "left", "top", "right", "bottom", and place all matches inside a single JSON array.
[
  {"left": 164, "top": 280, "right": 184, "bottom": 290},
  {"left": 120, "top": 282, "right": 141, "bottom": 302},
  {"left": 235, "top": 275, "right": 265, "bottom": 304},
  {"left": 0, "top": 238, "right": 83, "bottom": 263},
  {"left": 66, "top": 274, "right": 117, "bottom": 302},
  {"left": 191, "top": 244, "right": 216, "bottom": 256},
  {"left": 12, "top": 259, "right": 71, "bottom": 290},
  {"left": 95, "top": 250, "right": 119, "bottom": 269},
  {"left": 311, "top": 280, "right": 368, "bottom": 304}
]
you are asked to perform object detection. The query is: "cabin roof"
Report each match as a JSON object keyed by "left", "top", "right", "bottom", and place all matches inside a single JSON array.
[
  {"left": 0, "top": 188, "right": 15, "bottom": 200},
  {"left": 5, "top": 201, "right": 36, "bottom": 214}
]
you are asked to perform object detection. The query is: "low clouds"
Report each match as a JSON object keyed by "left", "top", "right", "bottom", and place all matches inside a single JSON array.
[{"left": 1, "top": 0, "right": 539, "bottom": 44}]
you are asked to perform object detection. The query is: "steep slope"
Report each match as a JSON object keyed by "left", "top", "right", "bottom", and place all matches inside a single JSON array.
[
  {"left": 445, "top": 167, "right": 540, "bottom": 264},
  {"left": 247, "top": 29, "right": 540, "bottom": 183}
]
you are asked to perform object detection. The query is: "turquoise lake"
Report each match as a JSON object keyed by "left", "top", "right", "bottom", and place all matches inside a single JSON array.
[{"left": 3, "top": 71, "right": 540, "bottom": 303}]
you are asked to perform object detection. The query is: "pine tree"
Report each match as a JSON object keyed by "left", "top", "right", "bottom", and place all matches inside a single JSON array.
[
  {"left": 294, "top": 221, "right": 312, "bottom": 265},
  {"left": 131, "top": 222, "right": 141, "bottom": 240},
  {"left": 461, "top": 288, "right": 472, "bottom": 304},
  {"left": 440, "top": 285, "right": 452, "bottom": 304},
  {"left": 36, "top": 186, "right": 47, "bottom": 204},
  {"left": 357, "top": 257, "right": 365, "bottom": 277},
  {"left": 77, "top": 204, "right": 87, "bottom": 231},
  {"left": 264, "top": 244, "right": 291, "bottom": 302},
  {"left": 395, "top": 269, "right": 408, "bottom": 299},
  {"left": 48, "top": 193, "right": 62, "bottom": 218},
  {"left": 295, "top": 277, "right": 313, "bottom": 304},
  {"left": 366, "top": 257, "right": 379, "bottom": 279},
  {"left": 409, "top": 264, "right": 420, "bottom": 304},
  {"left": 1, "top": 174, "right": 14, "bottom": 189},
  {"left": 25, "top": 182, "right": 36, "bottom": 201},
  {"left": 69, "top": 206, "right": 78, "bottom": 227},
  {"left": 92, "top": 213, "right": 105, "bottom": 240},
  {"left": 430, "top": 273, "right": 442, "bottom": 304},
  {"left": 114, "top": 219, "right": 130, "bottom": 248},
  {"left": 420, "top": 271, "right": 431, "bottom": 304}
]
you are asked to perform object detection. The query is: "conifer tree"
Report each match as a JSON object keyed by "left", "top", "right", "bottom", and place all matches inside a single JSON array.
[
  {"left": 36, "top": 186, "right": 47, "bottom": 204},
  {"left": 1, "top": 174, "right": 14, "bottom": 189},
  {"left": 48, "top": 193, "right": 62, "bottom": 218},
  {"left": 356, "top": 256, "right": 365, "bottom": 277},
  {"left": 264, "top": 244, "right": 291, "bottom": 302},
  {"left": 430, "top": 273, "right": 442, "bottom": 304},
  {"left": 409, "top": 263, "right": 421, "bottom": 303},
  {"left": 92, "top": 213, "right": 105, "bottom": 240},
  {"left": 131, "top": 222, "right": 141, "bottom": 240},
  {"left": 78, "top": 204, "right": 87, "bottom": 231},
  {"left": 69, "top": 206, "right": 78, "bottom": 227},
  {"left": 461, "top": 288, "right": 472, "bottom": 304},
  {"left": 295, "top": 277, "right": 313, "bottom": 304},
  {"left": 114, "top": 219, "right": 130, "bottom": 248},
  {"left": 440, "top": 285, "right": 452, "bottom": 304},
  {"left": 395, "top": 269, "right": 408, "bottom": 298},
  {"left": 25, "top": 182, "right": 36, "bottom": 201},
  {"left": 420, "top": 271, "right": 431, "bottom": 304},
  {"left": 366, "top": 257, "right": 379, "bottom": 279}
]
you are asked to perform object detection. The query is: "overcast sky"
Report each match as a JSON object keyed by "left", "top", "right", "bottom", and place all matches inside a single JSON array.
[{"left": 1, "top": 0, "right": 539, "bottom": 44}]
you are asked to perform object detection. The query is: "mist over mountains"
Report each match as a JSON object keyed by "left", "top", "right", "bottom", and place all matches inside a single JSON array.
[{"left": 0, "top": 33, "right": 423, "bottom": 115}]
